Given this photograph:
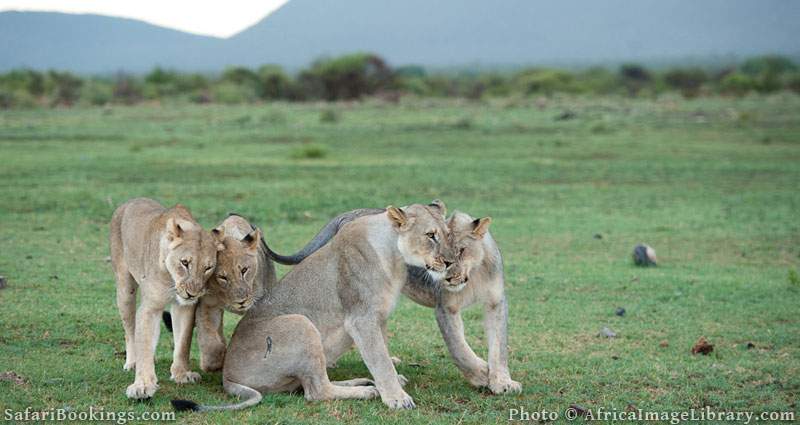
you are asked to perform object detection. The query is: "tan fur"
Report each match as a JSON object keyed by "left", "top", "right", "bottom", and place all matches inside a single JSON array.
[
  {"left": 221, "top": 202, "right": 455, "bottom": 410},
  {"left": 401, "top": 211, "right": 522, "bottom": 394},
  {"left": 192, "top": 215, "right": 275, "bottom": 372},
  {"left": 109, "top": 198, "right": 220, "bottom": 399}
]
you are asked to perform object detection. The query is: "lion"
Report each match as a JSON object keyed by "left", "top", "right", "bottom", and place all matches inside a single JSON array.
[
  {"left": 109, "top": 198, "right": 221, "bottom": 399},
  {"left": 189, "top": 214, "right": 274, "bottom": 373},
  {"left": 246, "top": 207, "right": 521, "bottom": 394},
  {"left": 401, "top": 211, "right": 522, "bottom": 394},
  {"left": 172, "top": 201, "right": 454, "bottom": 411}
]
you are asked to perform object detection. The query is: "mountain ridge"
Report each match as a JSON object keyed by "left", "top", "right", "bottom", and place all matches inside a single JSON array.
[{"left": 2, "top": 1, "right": 799, "bottom": 73}]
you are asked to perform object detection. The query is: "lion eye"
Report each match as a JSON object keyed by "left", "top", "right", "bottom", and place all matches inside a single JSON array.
[
  {"left": 204, "top": 265, "right": 213, "bottom": 274},
  {"left": 459, "top": 248, "right": 465, "bottom": 256},
  {"left": 426, "top": 231, "right": 437, "bottom": 241},
  {"left": 180, "top": 259, "right": 190, "bottom": 268},
  {"left": 241, "top": 267, "right": 249, "bottom": 277}
]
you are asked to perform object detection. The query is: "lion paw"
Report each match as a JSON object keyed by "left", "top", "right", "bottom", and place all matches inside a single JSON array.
[
  {"left": 170, "top": 369, "right": 201, "bottom": 384},
  {"left": 382, "top": 391, "right": 416, "bottom": 410},
  {"left": 489, "top": 378, "right": 522, "bottom": 395},
  {"left": 122, "top": 360, "right": 135, "bottom": 371},
  {"left": 126, "top": 380, "right": 158, "bottom": 399},
  {"left": 464, "top": 363, "right": 490, "bottom": 387}
]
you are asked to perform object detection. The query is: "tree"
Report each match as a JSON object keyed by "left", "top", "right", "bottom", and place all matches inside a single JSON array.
[
  {"left": 619, "top": 64, "right": 652, "bottom": 96},
  {"left": 663, "top": 68, "right": 708, "bottom": 98}
]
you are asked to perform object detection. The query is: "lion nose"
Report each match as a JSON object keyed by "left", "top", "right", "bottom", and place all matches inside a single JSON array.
[{"left": 185, "top": 290, "right": 198, "bottom": 299}]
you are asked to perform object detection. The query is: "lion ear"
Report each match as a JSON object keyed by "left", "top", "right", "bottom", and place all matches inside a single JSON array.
[
  {"left": 429, "top": 199, "right": 447, "bottom": 218},
  {"left": 166, "top": 218, "right": 184, "bottom": 241},
  {"left": 211, "top": 227, "right": 226, "bottom": 251},
  {"left": 241, "top": 228, "right": 261, "bottom": 252},
  {"left": 386, "top": 206, "right": 408, "bottom": 228},
  {"left": 471, "top": 217, "right": 492, "bottom": 239}
]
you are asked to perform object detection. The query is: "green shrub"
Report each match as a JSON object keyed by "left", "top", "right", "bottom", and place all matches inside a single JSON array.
[
  {"left": 719, "top": 73, "right": 756, "bottom": 96},
  {"left": 301, "top": 53, "right": 394, "bottom": 101},
  {"left": 48, "top": 70, "right": 83, "bottom": 106},
  {"left": 256, "top": 65, "right": 292, "bottom": 100},
  {"left": 320, "top": 109, "right": 340, "bottom": 123},
  {"left": 112, "top": 74, "right": 143, "bottom": 105},
  {"left": 80, "top": 80, "right": 113, "bottom": 106},
  {"left": 619, "top": 64, "right": 652, "bottom": 96},
  {"left": 787, "top": 73, "right": 800, "bottom": 94},
  {"left": 212, "top": 81, "right": 257, "bottom": 104},
  {"left": 291, "top": 144, "right": 328, "bottom": 159},
  {"left": 663, "top": 68, "right": 708, "bottom": 98},
  {"left": 513, "top": 68, "right": 575, "bottom": 96}
]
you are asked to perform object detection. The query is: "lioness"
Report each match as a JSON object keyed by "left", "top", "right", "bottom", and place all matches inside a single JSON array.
[
  {"left": 193, "top": 214, "right": 273, "bottom": 373},
  {"left": 173, "top": 201, "right": 454, "bottom": 411},
  {"left": 110, "top": 198, "right": 220, "bottom": 399},
  {"left": 402, "top": 211, "right": 522, "bottom": 394},
  {"left": 263, "top": 208, "right": 521, "bottom": 394}
]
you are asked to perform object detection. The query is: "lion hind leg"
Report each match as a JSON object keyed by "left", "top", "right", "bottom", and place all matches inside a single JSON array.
[{"left": 115, "top": 269, "right": 138, "bottom": 371}]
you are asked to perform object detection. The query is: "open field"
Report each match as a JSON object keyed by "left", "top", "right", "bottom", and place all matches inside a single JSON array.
[{"left": 1, "top": 95, "right": 799, "bottom": 424}]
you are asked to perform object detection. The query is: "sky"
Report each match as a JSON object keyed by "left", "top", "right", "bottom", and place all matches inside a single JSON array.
[{"left": 0, "top": 0, "right": 289, "bottom": 37}]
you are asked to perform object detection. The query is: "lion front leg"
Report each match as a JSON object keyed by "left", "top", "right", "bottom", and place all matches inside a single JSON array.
[
  {"left": 345, "top": 315, "right": 415, "bottom": 409},
  {"left": 196, "top": 299, "right": 226, "bottom": 372},
  {"left": 169, "top": 303, "right": 201, "bottom": 384},
  {"left": 127, "top": 302, "right": 162, "bottom": 399},
  {"left": 435, "top": 304, "right": 490, "bottom": 387},
  {"left": 484, "top": 296, "right": 521, "bottom": 394}
]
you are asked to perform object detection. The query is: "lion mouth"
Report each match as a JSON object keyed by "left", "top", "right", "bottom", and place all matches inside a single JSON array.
[
  {"left": 175, "top": 295, "right": 199, "bottom": 306},
  {"left": 443, "top": 282, "right": 467, "bottom": 292}
]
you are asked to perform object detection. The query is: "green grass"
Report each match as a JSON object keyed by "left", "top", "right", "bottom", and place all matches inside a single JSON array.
[{"left": 1, "top": 94, "right": 799, "bottom": 424}]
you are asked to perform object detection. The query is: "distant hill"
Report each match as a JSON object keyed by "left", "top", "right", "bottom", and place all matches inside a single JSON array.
[
  {"left": 0, "top": 11, "right": 225, "bottom": 73},
  {"left": 2, "top": 0, "right": 799, "bottom": 73}
]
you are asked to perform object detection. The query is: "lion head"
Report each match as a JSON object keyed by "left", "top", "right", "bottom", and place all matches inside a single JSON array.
[
  {"left": 387, "top": 199, "right": 456, "bottom": 281},
  {"left": 209, "top": 216, "right": 263, "bottom": 313},
  {"left": 442, "top": 211, "right": 492, "bottom": 292},
  {"left": 162, "top": 217, "right": 219, "bottom": 305}
]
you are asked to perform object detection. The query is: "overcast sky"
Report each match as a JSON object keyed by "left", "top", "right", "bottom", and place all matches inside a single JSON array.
[{"left": 0, "top": 0, "right": 289, "bottom": 37}]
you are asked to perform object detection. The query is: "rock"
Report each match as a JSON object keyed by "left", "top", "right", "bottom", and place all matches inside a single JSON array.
[
  {"left": 569, "top": 404, "right": 588, "bottom": 417},
  {"left": 615, "top": 307, "right": 626, "bottom": 317},
  {"left": 691, "top": 337, "right": 714, "bottom": 355},
  {"left": 633, "top": 244, "right": 657, "bottom": 267},
  {"left": 746, "top": 342, "right": 756, "bottom": 350},
  {"left": 555, "top": 110, "right": 577, "bottom": 121},
  {"left": 0, "top": 276, "right": 6, "bottom": 290},
  {"left": 0, "top": 371, "right": 27, "bottom": 386},
  {"left": 598, "top": 327, "right": 617, "bottom": 338},
  {"left": 593, "top": 233, "right": 603, "bottom": 239}
]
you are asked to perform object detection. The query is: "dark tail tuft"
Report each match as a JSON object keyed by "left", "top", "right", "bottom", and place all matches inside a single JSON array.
[
  {"left": 162, "top": 311, "right": 173, "bottom": 333},
  {"left": 171, "top": 399, "right": 200, "bottom": 412}
]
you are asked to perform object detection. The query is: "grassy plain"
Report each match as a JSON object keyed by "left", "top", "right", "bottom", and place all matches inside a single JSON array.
[{"left": 1, "top": 94, "right": 799, "bottom": 424}]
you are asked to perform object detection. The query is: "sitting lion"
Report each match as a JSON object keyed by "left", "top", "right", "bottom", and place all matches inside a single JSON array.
[
  {"left": 172, "top": 201, "right": 454, "bottom": 411},
  {"left": 109, "top": 198, "right": 221, "bottom": 399}
]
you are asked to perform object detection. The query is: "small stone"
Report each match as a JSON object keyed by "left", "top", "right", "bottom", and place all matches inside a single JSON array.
[
  {"left": 555, "top": 110, "right": 577, "bottom": 121},
  {"left": 633, "top": 244, "right": 657, "bottom": 267},
  {"left": 659, "top": 340, "right": 670, "bottom": 348},
  {"left": 0, "top": 276, "right": 6, "bottom": 290},
  {"left": 593, "top": 233, "right": 603, "bottom": 239},
  {"left": 598, "top": 327, "right": 617, "bottom": 338},
  {"left": 746, "top": 342, "right": 756, "bottom": 350},
  {"left": 569, "top": 404, "right": 588, "bottom": 416},
  {"left": 104, "top": 256, "right": 112, "bottom": 263},
  {"left": 0, "top": 371, "right": 27, "bottom": 386},
  {"left": 615, "top": 307, "right": 626, "bottom": 316},
  {"left": 691, "top": 336, "right": 714, "bottom": 355}
]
